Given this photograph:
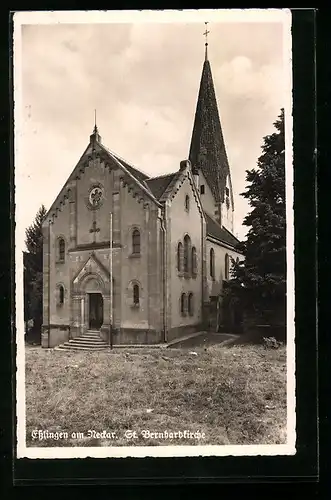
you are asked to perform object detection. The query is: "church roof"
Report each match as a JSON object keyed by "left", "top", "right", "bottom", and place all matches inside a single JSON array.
[
  {"left": 146, "top": 173, "right": 176, "bottom": 200},
  {"left": 111, "top": 153, "right": 149, "bottom": 183},
  {"left": 189, "top": 55, "right": 232, "bottom": 204},
  {"left": 205, "top": 212, "right": 241, "bottom": 249}
]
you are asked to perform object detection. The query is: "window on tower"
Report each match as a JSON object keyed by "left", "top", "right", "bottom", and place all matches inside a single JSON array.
[
  {"left": 185, "top": 195, "right": 190, "bottom": 212},
  {"left": 180, "top": 293, "right": 187, "bottom": 316},
  {"left": 57, "top": 284, "right": 65, "bottom": 306},
  {"left": 191, "top": 246, "right": 197, "bottom": 277},
  {"left": 177, "top": 242, "right": 183, "bottom": 272},
  {"left": 133, "top": 284, "right": 140, "bottom": 306},
  {"left": 200, "top": 184, "right": 205, "bottom": 195},
  {"left": 58, "top": 237, "right": 65, "bottom": 262},
  {"left": 132, "top": 228, "right": 141, "bottom": 255},
  {"left": 225, "top": 187, "right": 229, "bottom": 196},
  {"left": 183, "top": 235, "right": 191, "bottom": 274}
]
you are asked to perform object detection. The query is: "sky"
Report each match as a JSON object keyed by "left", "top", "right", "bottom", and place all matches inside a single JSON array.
[{"left": 15, "top": 10, "right": 291, "bottom": 249}]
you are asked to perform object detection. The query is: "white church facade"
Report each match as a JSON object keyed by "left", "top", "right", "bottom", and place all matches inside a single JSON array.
[{"left": 41, "top": 46, "right": 243, "bottom": 348}]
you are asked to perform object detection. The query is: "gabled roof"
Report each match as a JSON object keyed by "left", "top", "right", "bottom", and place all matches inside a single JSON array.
[
  {"left": 205, "top": 212, "right": 241, "bottom": 249},
  {"left": 189, "top": 56, "right": 232, "bottom": 204},
  {"left": 146, "top": 173, "right": 176, "bottom": 200},
  {"left": 108, "top": 151, "right": 149, "bottom": 183},
  {"left": 97, "top": 143, "right": 161, "bottom": 206}
]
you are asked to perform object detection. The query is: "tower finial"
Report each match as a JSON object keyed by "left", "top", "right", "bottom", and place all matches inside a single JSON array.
[
  {"left": 90, "top": 108, "right": 101, "bottom": 144},
  {"left": 203, "top": 22, "right": 210, "bottom": 61},
  {"left": 94, "top": 109, "right": 98, "bottom": 133}
]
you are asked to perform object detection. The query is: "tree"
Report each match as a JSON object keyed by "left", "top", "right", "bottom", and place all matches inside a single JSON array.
[
  {"left": 230, "top": 109, "right": 286, "bottom": 328},
  {"left": 24, "top": 205, "right": 47, "bottom": 341}
]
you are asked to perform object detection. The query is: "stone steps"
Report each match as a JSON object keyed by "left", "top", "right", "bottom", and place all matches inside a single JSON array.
[{"left": 56, "top": 331, "right": 109, "bottom": 351}]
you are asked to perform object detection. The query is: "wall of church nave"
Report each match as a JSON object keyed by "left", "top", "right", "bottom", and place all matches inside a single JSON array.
[
  {"left": 44, "top": 208, "right": 72, "bottom": 328},
  {"left": 113, "top": 328, "right": 163, "bottom": 345},
  {"left": 44, "top": 326, "right": 70, "bottom": 348},
  {"left": 168, "top": 174, "right": 203, "bottom": 330},
  {"left": 76, "top": 159, "right": 114, "bottom": 246},
  {"left": 198, "top": 171, "right": 216, "bottom": 217},
  {"left": 206, "top": 240, "right": 243, "bottom": 299},
  {"left": 119, "top": 185, "right": 162, "bottom": 334}
]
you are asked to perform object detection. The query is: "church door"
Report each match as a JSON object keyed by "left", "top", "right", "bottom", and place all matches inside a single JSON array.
[{"left": 88, "top": 293, "right": 103, "bottom": 330}]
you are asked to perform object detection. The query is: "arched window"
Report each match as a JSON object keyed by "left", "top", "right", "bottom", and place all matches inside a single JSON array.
[
  {"left": 132, "top": 229, "right": 140, "bottom": 255},
  {"left": 58, "top": 285, "right": 64, "bottom": 305},
  {"left": 191, "top": 246, "right": 197, "bottom": 277},
  {"left": 225, "top": 253, "right": 230, "bottom": 280},
  {"left": 188, "top": 293, "right": 194, "bottom": 316},
  {"left": 185, "top": 195, "right": 190, "bottom": 212},
  {"left": 177, "top": 242, "right": 183, "bottom": 272},
  {"left": 210, "top": 248, "right": 215, "bottom": 279},
  {"left": 133, "top": 284, "right": 140, "bottom": 305},
  {"left": 180, "top": 293, "right": 187, "bottom": 316},
  {"left": 183, "top": 234, "right": 191, "bottom": 274},
  {"left": 58, "top": 238, "right": 65, "bottom": 262}
]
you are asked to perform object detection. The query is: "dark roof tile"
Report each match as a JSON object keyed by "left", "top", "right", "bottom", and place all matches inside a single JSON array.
[
  {"left": 205, "top": 212, "right": 241, "bottom": 249},
  {"left": 146, "top": 173, "right": 176, "bottom": 200},
  {"left": 189, "top": 59, "right": 232, "bottom": 204}
]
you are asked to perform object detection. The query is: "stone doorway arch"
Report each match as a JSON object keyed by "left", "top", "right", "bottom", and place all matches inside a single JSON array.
[{"left": 71, "top": 256, "right": 115, "bottom": 342}]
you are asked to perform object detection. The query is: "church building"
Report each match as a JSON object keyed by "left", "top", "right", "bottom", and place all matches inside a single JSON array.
[{"left": 41, "top": 42, "right": 243, "bottom": 348}]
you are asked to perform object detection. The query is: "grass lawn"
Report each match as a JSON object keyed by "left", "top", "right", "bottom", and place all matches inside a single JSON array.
[{"left": 25, "top": 343, "right": 287, "bottom": 447}]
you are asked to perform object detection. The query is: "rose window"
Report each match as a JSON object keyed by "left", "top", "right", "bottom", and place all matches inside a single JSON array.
[{"left": 89, "top": 186, "right": 104, "bottom": 208}]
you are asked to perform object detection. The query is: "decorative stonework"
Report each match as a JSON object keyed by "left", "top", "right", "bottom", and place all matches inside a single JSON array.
[{"left": 87, "top": 183, "right": 104, "bottom": 210}]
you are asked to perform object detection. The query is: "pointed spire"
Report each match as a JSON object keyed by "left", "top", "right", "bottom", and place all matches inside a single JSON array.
[{"left": 189, "top": 33, "right": 232, "bottom": 211}]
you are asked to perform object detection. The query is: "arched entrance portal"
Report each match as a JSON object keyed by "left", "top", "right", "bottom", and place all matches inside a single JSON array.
[
  {"left": 72, "top": 256, "right": 115, "bottom": 342},
  {"left": 88, "top": 293, "right": 103, "bottom": 330}
]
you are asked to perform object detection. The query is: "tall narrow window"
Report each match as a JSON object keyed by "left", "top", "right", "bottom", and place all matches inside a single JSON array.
[
  {"left": 59, "top": 238, "right": 65, "bottom": 262},
  {"left": 183, "top": 234, "right": 191, "bottom": 274},
  {"left": 188, "top": 293, "right": 194, "bottom": 316},
  {"left": 185, "top": 195, "right": 190, "bottom": 212},
  {"left": 177, "top": 242, "right": 183, "bottom": 272},
  {"left": 180, "top": 293, "right": 186, "bottom": 316},
  {"left": 210, "top": 248, "right": 215, "bottom": 279},
  {"left": 133, "top": 284, "right": 140, "bottom": 305},
  {"left": 200, "top": 184, "right": 205, "bottom": 195},
  {"left": 59, "top": 285, "right": 64, "bottom": 305},
  {"left": 132, "top": 229, "right": 140, "bottom": 255},
  {"left": 225, "top": 253, "right": 230, "bottom": 280},
  {"left": 191, "top": 246, "right": 197, "bottom": 277}
]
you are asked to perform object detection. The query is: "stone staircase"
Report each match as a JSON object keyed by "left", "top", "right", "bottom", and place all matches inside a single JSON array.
[{"left": 56, "top": 330, "right": 109, "bottom": 351}]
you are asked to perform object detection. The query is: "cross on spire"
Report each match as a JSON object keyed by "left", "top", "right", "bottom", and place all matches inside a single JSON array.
[{"left": 203, "top": 22, "right": 210, "bottom": 60}]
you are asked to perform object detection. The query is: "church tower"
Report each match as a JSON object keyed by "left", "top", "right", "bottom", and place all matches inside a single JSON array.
[{"left": 189, "top": 27, "right": 234, "bottom": 234}]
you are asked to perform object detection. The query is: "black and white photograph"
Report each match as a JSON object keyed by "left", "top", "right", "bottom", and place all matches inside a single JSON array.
[{"left": 14, "top": 9, "right": 294, "bottom": 459}]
